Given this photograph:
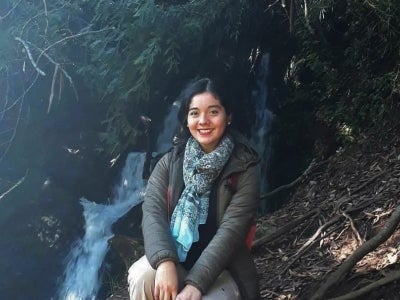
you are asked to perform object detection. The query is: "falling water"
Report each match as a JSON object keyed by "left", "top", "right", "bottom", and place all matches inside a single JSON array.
[
  {"left": 155, "top": 100, "right": 181, "bottom": 154},
  {"left": 250, "top": 53, "right": 274, "bottom": 201},
  {"left": 57, "top": 101, "right": 180, "bottom": 299},
  {"left": 57, "top": 152, "right": 146, "bottom": 300}
]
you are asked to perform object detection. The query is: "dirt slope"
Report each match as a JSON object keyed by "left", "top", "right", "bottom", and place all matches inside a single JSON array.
[{"left": 254, "top": 132, "right": 400, "bottom": 299}]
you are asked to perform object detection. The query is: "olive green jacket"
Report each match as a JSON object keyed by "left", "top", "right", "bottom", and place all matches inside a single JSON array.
[{"left": 142, "top": 133, "right": 260, "bottom": 299}]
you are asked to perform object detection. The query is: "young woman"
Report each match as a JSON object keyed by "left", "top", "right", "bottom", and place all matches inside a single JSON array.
[{"left": 128, "top": 78, "right": 260, "bottom": 300}]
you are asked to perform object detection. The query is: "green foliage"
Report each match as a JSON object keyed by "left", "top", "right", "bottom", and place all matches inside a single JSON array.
[
  {"left": 76, "top": 0, "right": 253, "bottom": 155},
  {"left": 1, "top": 0, "right": 257, "bottom": 156},
  {"left": 286, "top": 0, "right": 400, "bottom": 141}
]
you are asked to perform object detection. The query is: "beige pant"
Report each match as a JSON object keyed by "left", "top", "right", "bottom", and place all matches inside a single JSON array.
[{"left": 128, "top": 256, "right": 241, "bottom": 300}]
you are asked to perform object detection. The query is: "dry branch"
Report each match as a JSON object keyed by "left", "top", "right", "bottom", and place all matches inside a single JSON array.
[
  {"left": 327, "top": 271, "right": 400, "bottom": 300},
  {"left": 0, "top": 71, "right": 40, "bottom": 162},
  {"left": 280, "top": 215, "right": 341, "bottom": 274},
  {"left": 0, "top": 0, "right": 22, "bottom": 20},
  {"left": 20, "top": 3, "right": 68, "bottom": 37},
  {"left": 42, "top": 0, "right": 48, "bottom": 35},
  {"left": 48, "top": 64, "right": 59, "bottom": 113},
  {"left": 342, "top": 212, "right": 363, "bottom": 245},
  {"left": 303, "top": 0, "right": 315, "bottom": 34},
  {"left": 261, "top": 159, "right": 327, "bottom": 200},
  {"left": 25, "top": 40, "right": 79, "bottom": 102},
  {"left": 1, "top": 77, "right": 9, "bottom": 121},
  {"left": 334, "top": 171, "right": 386, "bottom": 211},
  {"left": 14, "top": 37, "right": 46, "bottom": 76},
  {"left": 0, "top": 76, "right": 34, "bottom": 162},
  {"left": 252, "top": 208, "right": 320, "bottom": 248},
  {"left": 350, "top": 171, "right": 386, "bottom": 195},
  {"left": 0, "top": 169, "right": 28, "bottom": 201},
  {"left": 311, "top": 205, "right": 400, "bottom": 300},
  {"left": 36, "top": 27, "right": 114, "bottom": 63}
]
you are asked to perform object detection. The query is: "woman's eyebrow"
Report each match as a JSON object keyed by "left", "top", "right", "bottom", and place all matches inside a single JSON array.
[{"left": 207, "top": 105, "right": 222, "bottom": 109}]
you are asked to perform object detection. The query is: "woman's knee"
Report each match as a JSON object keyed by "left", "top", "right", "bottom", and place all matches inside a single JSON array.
[
  {"left": 127, "top": 256, "right": 156, "bottom": 295},
  {"left": 202, "top": 271, "right": 241, "bottom": 300}
]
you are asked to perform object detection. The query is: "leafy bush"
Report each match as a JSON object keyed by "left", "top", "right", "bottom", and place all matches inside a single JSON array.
[
  {"left": 285, "top": 0, "right": 400, "bottom": 142},
  {"left": 1, "top": 0, "right": 261, "bottom": 156}
]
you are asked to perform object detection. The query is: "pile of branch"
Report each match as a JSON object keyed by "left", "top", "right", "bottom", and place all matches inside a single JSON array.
[{"left": 254, "top": 136, "right": 400, "bottom": 299}]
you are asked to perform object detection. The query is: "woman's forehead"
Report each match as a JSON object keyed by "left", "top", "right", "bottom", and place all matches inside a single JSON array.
[{"left": 189, "top": 92, "right": 222, "bottom": 109}]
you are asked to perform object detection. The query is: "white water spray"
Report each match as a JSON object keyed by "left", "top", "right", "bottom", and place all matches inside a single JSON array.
[
  {"left": 57, "top": 152, "right": 146, "bottom": 300},
  {"left": 251, "top": 53, "right": 274, "bottom": 196}
]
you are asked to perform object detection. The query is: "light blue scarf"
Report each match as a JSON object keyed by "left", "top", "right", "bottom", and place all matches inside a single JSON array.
[{"left": 170, "top": 134, "right": 234, "bottom": 262}]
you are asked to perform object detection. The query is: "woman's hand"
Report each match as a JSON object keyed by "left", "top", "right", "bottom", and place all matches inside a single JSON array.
[
  {"left": 176, "top": 284, "right": 202, "bottom": 300},
  {"left": 154, "top": 261, "right": 178, "bottom": 300}
]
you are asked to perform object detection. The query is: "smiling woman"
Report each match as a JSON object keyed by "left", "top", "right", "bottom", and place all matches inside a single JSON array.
[{"left": 127, "top": 78, "right": 261, "bottom": 300}]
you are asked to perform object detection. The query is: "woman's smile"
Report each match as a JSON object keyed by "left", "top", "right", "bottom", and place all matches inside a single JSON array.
[{"left": 198, "top": 129, "right": 213, "bottom": 135}]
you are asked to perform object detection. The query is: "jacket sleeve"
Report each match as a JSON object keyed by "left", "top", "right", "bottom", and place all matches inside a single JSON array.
[
  {"left": 142, "top": 152, "right": 179, "bottom": 269},
  {"left": 185, "top": 162, "right": 260, "bottom": 293}
]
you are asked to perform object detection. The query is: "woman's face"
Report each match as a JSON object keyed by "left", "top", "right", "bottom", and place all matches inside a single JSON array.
[{"left": 187, "top": 92, "right": 230, "bottom": 153}]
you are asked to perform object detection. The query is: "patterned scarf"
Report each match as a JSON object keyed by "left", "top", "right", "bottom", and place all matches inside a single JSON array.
[{"left": 170, "top": 134, "right": 234, "bottom": 262}]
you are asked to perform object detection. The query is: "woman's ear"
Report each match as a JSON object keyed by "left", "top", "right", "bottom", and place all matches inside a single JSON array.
[{"left": 227, "top": 114, "right": 232, "bottom": 125}]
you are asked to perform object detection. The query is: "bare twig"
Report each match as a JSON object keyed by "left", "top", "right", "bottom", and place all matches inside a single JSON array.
[
  {"left": 335, "top": 171, "right": 386, "bottom": 211},
  {"left": 264, "top": 0, "right": 280, "bottom": 12},
  {"left": 343, "top": 212, "right": 363, "bottom": 245},
  {"left": 0, "top": 169, "right": 28, "bottom": 201},
  {"left": 0, "top": 128, "right": 13, "bottom": 136},
  {"left": 1, "top": 77, "right": 9, "bottom": 121},
  {"left": 0, "top": 71, "right": 39, "bottom": 162},
  {"left": 20, "top": 3, "right": 68, "bottom": 37},
  {"left": 26, "top": 40, "right": 79, "bottom": 102},
  {"left": 327, "top": 271, "right": 400, "bottom": 300},
  {"left": 0, "top": 85, "right": 25, "bottom": 162},
  {"left": 253, "top": 208, "right": 320, "bottom": 248},
  {"left": 36, "top": 27, "right": 114, "bottom": 63},
  {"left": 303, "top": 0, "right": 315, "bottom": 34},
  {"left": 0, "top": 70, "right": 39, "bottom": 116},
  {"left": 282, "top": 224, "right": 339, "bottom": 274},
  {"left": 350, "top": 171, "right": 386, "bottom": 195},
  {"left": 261, "top": 159, "right": 327, "bottom": 200},
  {"left": 295, "top": 215, "right": 341, "bottom": 256},
  {"left": 14, "top": 37, "right": 46, "bottom": 76},
  {"left": 58, "top": 72, "right": 63, "bottom": 103},
  {"left": 311, "top": 205, "right": 400, "bottom": 300},
  {"left": 345, "top": 197, "right": 375, "bottom": 214},
  {"left": 0, "top": 0, "right": 23, "bottom": 21},
  {"left": 43, "top": 0, "right": 49, "bottom": 35},
  {"left": 278, "top": 215, "right": 341, "bottom": 274},
  {"left": 48, "top": 64, "right": 59, "bottom": 113}
]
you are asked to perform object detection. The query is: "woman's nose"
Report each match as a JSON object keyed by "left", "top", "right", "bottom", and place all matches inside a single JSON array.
[{"left": 199, "top": 113, "right": 209, "bottom": 124}]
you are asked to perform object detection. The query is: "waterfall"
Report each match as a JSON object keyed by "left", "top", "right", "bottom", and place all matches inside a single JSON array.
[
  {"left": 155, "top": 100, "right": 181, "bottom": 154},
  {"left": 57, "top": 152, "right": 146, "bottom": 300},
  {"left": 250, "top": 53, "right": 274, "bottom": 200},
  {"left": 57, "top": 101, "right": 179, "bottom": 300}
]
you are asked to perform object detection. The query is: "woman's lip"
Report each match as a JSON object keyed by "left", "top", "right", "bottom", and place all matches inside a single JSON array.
[{"left": 198, "top": 129, "right": 213, "bottom": 135}]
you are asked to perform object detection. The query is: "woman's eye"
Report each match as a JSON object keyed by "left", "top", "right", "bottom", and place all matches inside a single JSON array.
[
  {"left": 210, "top": 110, "right": 219, "bottom": 115},
  {"left": 189, "top": 111, "right": 198, "bottom": 117}
]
